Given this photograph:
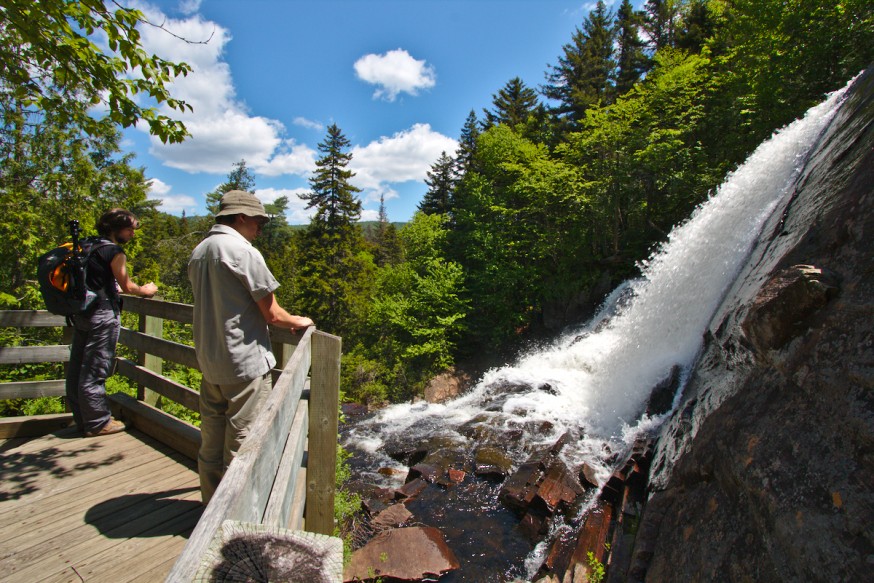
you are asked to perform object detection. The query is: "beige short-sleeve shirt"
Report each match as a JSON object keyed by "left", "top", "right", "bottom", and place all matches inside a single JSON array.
[{"left": 188, "top": 224, "right": 279, "bottom": 384}]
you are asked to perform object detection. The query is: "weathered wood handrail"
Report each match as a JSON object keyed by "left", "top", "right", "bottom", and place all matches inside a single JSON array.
[{"left": 0, "top": 298, "right": 342, "bottom": 580}]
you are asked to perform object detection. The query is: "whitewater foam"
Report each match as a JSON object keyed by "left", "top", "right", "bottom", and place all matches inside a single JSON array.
[{"left": 345, "top": 79, "right": 852, "bottom": 479}]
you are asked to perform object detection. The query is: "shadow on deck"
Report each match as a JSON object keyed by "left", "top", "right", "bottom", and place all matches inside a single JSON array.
[{"left": 0, "top": 425, "right": 201, "bottom": 583}]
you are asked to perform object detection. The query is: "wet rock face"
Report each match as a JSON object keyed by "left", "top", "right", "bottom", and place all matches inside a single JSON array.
[
  {"left": 741, "top": 264, "right": 840, "bottom": 353},
  {"left": 635, "top": 69, "right": 874, "bottom": 582}
]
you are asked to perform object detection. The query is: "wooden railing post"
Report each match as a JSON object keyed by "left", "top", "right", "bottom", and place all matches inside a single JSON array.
[
  {"left": 138, "top": 310, "right": 163, "bottom": 406},
  {"left": 306, "top": 331, "right": 341, "bottom": 535},
  {"left": 272, "top": 339, "right": 294, "bottom": 370}
]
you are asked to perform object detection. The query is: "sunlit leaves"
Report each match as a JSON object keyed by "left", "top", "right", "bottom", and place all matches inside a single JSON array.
[{"left": 1, "top": 0, "right": 192, "bottom": 144}]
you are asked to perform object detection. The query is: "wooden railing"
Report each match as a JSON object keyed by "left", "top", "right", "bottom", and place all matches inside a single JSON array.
[{"left": 0, "top": 297, "right": 342, "bottom": 580}]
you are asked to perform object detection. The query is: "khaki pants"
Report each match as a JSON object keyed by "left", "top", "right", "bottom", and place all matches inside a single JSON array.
[{"left": 198, "top": 372, "right": 272, "bottom": 504}]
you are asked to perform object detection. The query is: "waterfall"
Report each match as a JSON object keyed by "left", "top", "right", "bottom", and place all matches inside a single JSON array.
[{"left": 344, "top": 81, "right": 852, "bottom": 487}]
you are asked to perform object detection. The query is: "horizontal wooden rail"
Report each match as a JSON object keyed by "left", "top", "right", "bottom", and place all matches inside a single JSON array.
[
  {"left": 115, "top": 358, "right": 200, "bottom": 412},
  {"left": 0, "top": 310, "right": 66, "bottom": 327},
  {"left": 0, "top": 345, "right": 70, "bottom": 364},
  {"left": 122, "top": 295, "right": 193, "bottom": 324},
  {"left": 118, "top": 328, "right": 199, "bottom": 370},
  {"left": 0, "top": 379, "right": 65, "bottom": 400}
]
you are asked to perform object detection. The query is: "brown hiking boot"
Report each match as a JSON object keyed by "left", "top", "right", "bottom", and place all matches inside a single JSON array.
[{"left": 85, "top": 419, "right": 126, "bottom": 437}]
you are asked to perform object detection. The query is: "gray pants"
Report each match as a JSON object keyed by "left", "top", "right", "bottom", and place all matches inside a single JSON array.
[
  {"left": 198, "top": 372, "right": 272, "bottom": 504},
  {"left": 66, "top": 306, "right": 120, "bottom": 434}
]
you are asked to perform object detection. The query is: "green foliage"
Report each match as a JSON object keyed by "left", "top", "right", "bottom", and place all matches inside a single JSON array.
[
  {"left": 586, "top": 551, "right": 606, "bottom": 583},
  {"left": 708, "top": 0, "right": 874, "bottom": 156},
  {"left": 366, "top": 213, "right": 467, "bottom": 398},
  {"left": 0, "top": 92, "right": 157, "bottom": 307},
  {"left": 340, "top": 349, "right": 391, "bottom": 406},
  {"left": 453, "top": 125, "right": 583, "bottom": 347},
  {"left": 333, "top": 443, "right": 362, "bottom": 562},
  {"left": 0, "top": 0, "right": 192, "bottom": 144}
]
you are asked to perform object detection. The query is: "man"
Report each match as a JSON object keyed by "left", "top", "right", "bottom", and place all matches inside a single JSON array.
[
  {"left": 188, "top": 190, "right": 314, "bottom": 504},
  {"left": 67, "top": 209, "right": 158, "bottom": 437}
]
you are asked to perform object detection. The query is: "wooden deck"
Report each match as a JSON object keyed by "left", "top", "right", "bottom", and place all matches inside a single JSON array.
[{"left": 0, "top": 425, "right": 202, "bottom": 583}]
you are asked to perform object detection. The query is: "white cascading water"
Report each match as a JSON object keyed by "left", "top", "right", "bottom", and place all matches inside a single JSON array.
[{"left": 344, "top": 81, "right": 851, "bottom": 490}]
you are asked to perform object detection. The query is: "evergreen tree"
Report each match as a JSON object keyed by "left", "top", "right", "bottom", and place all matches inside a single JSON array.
[
  {"left": 542, "top": 1, "right": 617, "bottom": 129},
  {"left": 454, "top": 110, "right": 480, "bottom": 178},
  {"left": 483, "top": 77, "right": 541, "bottom": 128},
  {"left": 205, "top": 160, "right": 257, "bottom": 215},
  {"left": 296, "top": 124, "right": 372, "bottom": 337},
  {"left": 675, "top": 0, "right": 717, "bottom": 54},
  {"left": 419, "top": 151, "right": 455, "bottom": 215},
  {"left": 300, "top": 124, "right": 362, "bottom": 231},
  {"left": 373, "top": 194, "right": 402, "bottom": 267},
  {"left": 615, "top": 0, "right": 649, "bottom": 95},
  {"left": 643, "top": 0, "right": 682, "bottom": 53},
  {"left": 258, "top": 194, "right": 299, "bottom": 310}
]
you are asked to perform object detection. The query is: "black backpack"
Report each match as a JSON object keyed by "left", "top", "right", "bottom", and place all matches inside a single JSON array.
[{"left": 37, "top": 220, "right": 113, "bottom": 317}]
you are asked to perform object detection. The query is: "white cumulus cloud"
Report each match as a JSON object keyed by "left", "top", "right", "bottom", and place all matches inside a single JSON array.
[
  {"left": 293, "top": 117, "right": 324, "bottom": 132},
  {"left": 350, "top": 123, "right": 457, "bottom": 203},
  {"left": 255, "top": 187, "right": 315, "bottom": 224},
  {"left": 146, "top": 178, "right": 198, "bottom": 214},
  {"left": 354, "top": 49, "right": 436, "bottom": 102},
  {"left": 133, "top": 4, "right": 311, "bottom": 180}
]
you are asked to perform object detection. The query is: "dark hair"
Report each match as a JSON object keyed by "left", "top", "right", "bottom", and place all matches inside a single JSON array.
[
  {"left": 216, "top": 214, "right": 239, "bottom": 226},
  {"left": 96, "top": 208, "right": 140, "bottom": 237}
]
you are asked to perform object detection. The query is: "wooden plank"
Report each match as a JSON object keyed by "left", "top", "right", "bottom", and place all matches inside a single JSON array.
[
  {"left": 0, "top": 413, "right": 74, "bottom": 438},
  {"left": 0, "top": 423, "right": 132, "bottom": 461},
  {"left": 51, "top": 503, "right": 202, "bottom": 583},
  {"left": 118, "top": 327, "right": 198, "bottom": 370},
  {"left": 0, "top": 455, "right": 185, "bottom": 532},
  {"left": 262, "top": 393, "right": 309, "bottom": 529},
  {"left": 0, "top": 460, "right": 191, "bottom": 548},
  {"left": 139, "top": 311, "right": 164, "bottom": 406},
  {"left": 0, "top": 379, "right": 65, "bottom": 399},
  {"left": 3, "top": 472, "right": 200, "bottom": 582},
  {"left": 122, "top": 295, "right": 193, "bottom": 325},
  {"left": 0, "top": 433, "right": 193, "bottom": 550},
  {"left": 306, "top": 330, "right": 341, "bottom": 535},
  {"left": 115, "top": 358, "right": 200, "bottom": 412},
  {"left": 287, "top": 465, "right": 308, "bottom": 531},
  {"left": 108, "top": 393, "right": 201, "bottom": 461},
  {"left": 0, "top": 310, "right": 67, "bottom": 328},
  {"left": 0, "top": 344, "right": 69, "bottom": 365},
  {"left": 166, "top": 327, "right": 314, "bottom": 582},
  {"left": 131, "top": 547, "right": 197, "bottom": 583},
  {"left": 0, "top": 431, "right": 174, "bottom": 513}
]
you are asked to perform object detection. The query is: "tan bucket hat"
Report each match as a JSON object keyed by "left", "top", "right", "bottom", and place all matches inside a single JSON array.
[{"left": 215, "top": 190, "right": 268, "bottom": 218}]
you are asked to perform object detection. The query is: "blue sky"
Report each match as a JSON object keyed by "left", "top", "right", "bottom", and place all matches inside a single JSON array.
[{"left": 125, "top": 0, "right": 641, "bottom": 223}]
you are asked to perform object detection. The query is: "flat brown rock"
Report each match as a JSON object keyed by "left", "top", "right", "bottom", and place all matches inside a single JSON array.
[{"left": 343, "top": 526, "right": 460, "bottom": 581}]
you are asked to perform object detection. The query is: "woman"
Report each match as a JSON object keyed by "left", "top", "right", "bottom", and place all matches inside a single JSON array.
[{"left": 66, "top": 209, "right": 158, "bottom": 437}]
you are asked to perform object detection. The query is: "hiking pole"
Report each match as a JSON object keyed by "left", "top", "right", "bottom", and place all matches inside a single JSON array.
[{"left": 67, "top": 220, "right": 87, "bottom": 302}]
